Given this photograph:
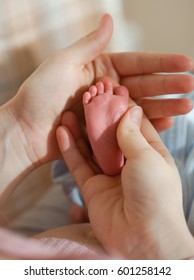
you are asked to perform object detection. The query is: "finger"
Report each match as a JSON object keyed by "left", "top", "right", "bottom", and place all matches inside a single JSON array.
[
  {"left": 141, "top": 113, "right": 173, "bottom": 162},
  {"left": 110, "top": 52, "right": 194, "bottom": 76},
  {"left": 139, "top": 97, "right": 193, "bottom": 119},
  {"left": 150, "top": 117, "right": 174, "bottom": 132},
  {"left": 117, "top": 106, "right": 171, "bottom": 161},
  {"left": 121, "top": 73, "right": 194, "bottom": 99},
  {"left": 69, "top": 14, "right": 113, "bottom": 65},
  {"left": 56, "top": 125, "right": 95, "bottom": 190},
  {"left": 61, "top": 111, "right": 91, "bottom": 159},
  {"left": 117, "top": 106, "right": 147, "bottom": 159}
]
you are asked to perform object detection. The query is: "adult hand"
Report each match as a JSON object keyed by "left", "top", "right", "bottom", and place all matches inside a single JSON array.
[
  {"left": 56, "top": 110, "right": 194, "bottom": 259},
  {"left": 4, "top": 14, "right": 194, "bottom": 166}
]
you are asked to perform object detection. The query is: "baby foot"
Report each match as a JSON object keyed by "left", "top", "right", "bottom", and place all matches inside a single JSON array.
[{"left": 83, "top": 78, "right": 129, "bottom": 176}]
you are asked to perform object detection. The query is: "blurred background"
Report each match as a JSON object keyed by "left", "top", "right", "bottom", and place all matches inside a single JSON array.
[{"left": 1, "top": 0, "right": 194, "bottom": 220}]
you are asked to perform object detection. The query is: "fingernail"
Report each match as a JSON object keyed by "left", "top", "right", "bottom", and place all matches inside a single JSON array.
[
  {"left": 57, "top": 126, "right": 70, "bottom": 152},
  {"left": 98, "top": 13, "right": 109, "bottom": 27},
  {"left": 129, "top": 106, "right": 143, "bottom": 127}
]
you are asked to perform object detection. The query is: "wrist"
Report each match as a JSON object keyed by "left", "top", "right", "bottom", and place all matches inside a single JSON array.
[
  {"left": 136, "top": 210, "right": 194, "bottom": 260},
  {"left": 114, "top": 206, "right": 194, "bottom": 260},
  {"left": 0, "top": 101, "right": 35, "bottom": 206},
  {"left": 162, "top": 216, "right": 194, "bottom": 260}
]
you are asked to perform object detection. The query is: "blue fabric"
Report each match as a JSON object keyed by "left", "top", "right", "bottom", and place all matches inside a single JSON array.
[{"left": 160, "top": 89, "right": 194, "bottom": 235}]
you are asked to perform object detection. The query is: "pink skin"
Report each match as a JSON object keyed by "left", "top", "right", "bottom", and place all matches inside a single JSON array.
[{"left": 83, "top": 79, "right": 129, "bottom": 176}]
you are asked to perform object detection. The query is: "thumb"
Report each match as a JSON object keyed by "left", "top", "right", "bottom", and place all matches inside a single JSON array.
[
  {"left": 117, "top": 106, "right": 151, "bottom": 159},
  {"left": 69, "top": 14, "right": 113, "bottom": 65}
]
